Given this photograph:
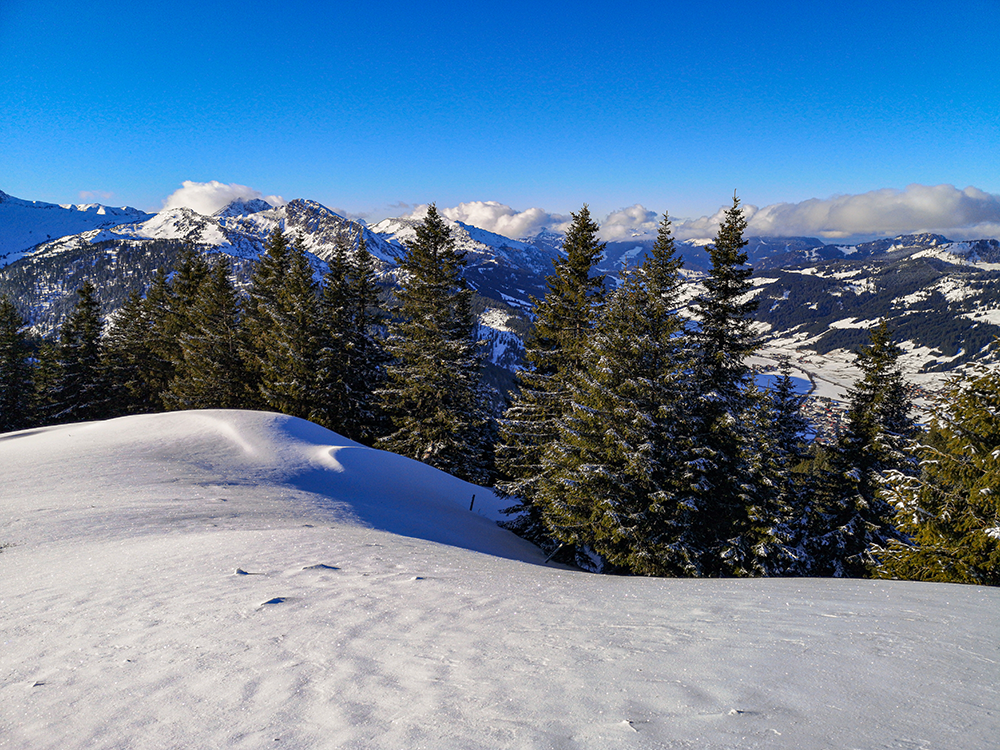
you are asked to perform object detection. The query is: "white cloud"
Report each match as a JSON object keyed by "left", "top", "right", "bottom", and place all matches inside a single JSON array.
[
  {"left": 399, "top": 203, "right": 431, "bottom": 221},
  {"left": 373, "top": 186, "right": 1000, "bottom": 244},
  {"left": 161, "top": 180, "right": 286, "bottom": 216},
  {"left": 599, "top": 204, "right": 662, "bottom": 241},
  {"left": 412, "top": 201, "right": 571, "bottom": 238},
  {"left": 673, "top": 185, "right": 1000, "bottom": 242}
]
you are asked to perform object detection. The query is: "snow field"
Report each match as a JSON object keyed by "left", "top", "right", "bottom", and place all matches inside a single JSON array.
[{"left": 1, "top": 410, "right": 998, "bottom": 749}]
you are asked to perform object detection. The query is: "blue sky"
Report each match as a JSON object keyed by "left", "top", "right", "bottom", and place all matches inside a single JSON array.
[{"left": 1, "top": 0, "right": 998, "bottom": 240}]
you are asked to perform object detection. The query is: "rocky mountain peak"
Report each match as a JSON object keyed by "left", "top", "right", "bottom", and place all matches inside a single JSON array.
[{"left": 212, "top": 198, "right": 274, "bottom": 218}]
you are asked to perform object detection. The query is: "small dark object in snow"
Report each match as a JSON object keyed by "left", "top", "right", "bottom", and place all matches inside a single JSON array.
[
  {"left": 301, "top": 563, "right": 338, "bottom": 571},
  {"left": 260, "top": 597, "right": 286, "bottom": 606}
]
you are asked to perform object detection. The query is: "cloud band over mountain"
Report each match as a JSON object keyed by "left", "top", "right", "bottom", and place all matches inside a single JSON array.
[
  {"left": 693, "top": 185, "right": 1000, "bottom": 243},
  {"left": 427, "top": 185, "right": 1000, "bottom": 243},
  {"left": 158, "top": 182, "right": 1000, "bottom": 243},
  {"left": 162, "top": 181, "right": 286, "bottom": 216}
]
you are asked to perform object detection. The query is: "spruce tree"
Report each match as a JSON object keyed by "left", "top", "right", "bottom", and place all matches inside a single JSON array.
[
  {"left": 377, "top": 204, "right": 493, "bottom": 484},
  {"left": 876, "top": 361, "right": 1000, "bottom": 585},
  {"left": 809, "top": 320, "right": 915, "bottom": 577},
  {"left": 0, "top": 295, "right": 33, "bottom": 433},
  {"left": 258, "top": 235, "right": 323, "bottom": 419},
  {"left": 313, "top": 231, "right": 353, "bottom": 433},
  {"left": 686, "top": 194, "right": 766, "bottom": 575},
  {"left": 731, "top": 381, "right": 797, "bottom": 576},
  {"left": 48, "top": 281, "right": 108, "bottom": 424},
  {"left": 692, "top": 194, "right": 758, "bottom": 403},
  {"left": 536, "top": 213, "right": 695, "bottom": 574},
  {"left": 142, "top": 249, "right": 212, "bottom": 411},
  {"left": 242, "top": 227, "right": 292, "bottom": 409},
  {"left": 495, "top": 205, "right": 605, "bottom": 553},
  {"left": 31, "top": 339, "right": 60, "bottom": 426},
  {"left": 166, "top": 255, "right": 250, "bottom": 410},
  {"left": 767, "top": 358, "right": 813, "bottom": 575},
  {"left": 102, "top": 290, "right": 162, "bottom": 416},
  {"left": 140, "top": 269, "right": 180, "bottom": 410},
  {"left": 315, "top": 233, "right": 387, "bottom": 443},
  {"left": 342, "top": 238, "right": 389, "bottom": 443}
]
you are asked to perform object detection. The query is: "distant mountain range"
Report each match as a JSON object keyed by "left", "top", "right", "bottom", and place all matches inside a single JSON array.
[
  {"left": 2, "top": 189, "right": 999, "bottom": 383},
  {"left": 0, "top": 190, "right": 152, "bottom": 265}
]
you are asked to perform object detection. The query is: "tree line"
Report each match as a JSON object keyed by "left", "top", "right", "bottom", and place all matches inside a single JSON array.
[{"left": 0, "top": 199, "right": 996, "bottom": 584}]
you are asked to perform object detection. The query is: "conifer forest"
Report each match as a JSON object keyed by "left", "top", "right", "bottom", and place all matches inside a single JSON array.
[{"left": 2, "top": 199, "right": 997, "bottom": 586}]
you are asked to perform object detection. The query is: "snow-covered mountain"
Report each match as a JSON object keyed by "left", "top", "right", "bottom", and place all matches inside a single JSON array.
[
  {"left": 0, "top": 194, "right": 528, "bottom": 368},
  {"left": 750, "top": 235, "right": 1000, "bottom": 360},
  {"left": 4, "top": 189, "right": 1000, "bottom": 398},
  {"left": 369, "top": 215, "right": 560, "bottom": 307},
  {"left": 29, "top": 197, "right": 404, "bottom": 267},
  {"left": 3, "top": 409, "right": 997, "bottom": 749},
  {"left": 0, "top": 189, "right": 152, "bottom": 266}
]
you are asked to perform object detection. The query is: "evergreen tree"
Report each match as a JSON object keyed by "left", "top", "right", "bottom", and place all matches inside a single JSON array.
[
  {"left": 767, "top": 358, "right": 813, "bottom": 574},
  {"left": 102, "top": 290, "right": 162, "bottom": 416},
  {"left": 691, "top": 194, "right": 757, "bottom": 405},
  {"left": 140, "top": 269, "right": 181, "bottom": 410},
  {"left": 242, "top": 227, "right": 292, "bottom": 409},
  {"left": 536, "top": 213, "right": 695, "bottom": 574},
  {"left": 730, "top": 381, "right": 797, "bottom": 576},
  {"left": 769, "top": 358, "right": 810, "bottom": 472},
  {"left": 313, "top": 231, "right": 353, "bottom": 432},
  {"left": 144, "top": 249, "right": 212, "bottom": 410},
  {"left": 48, "top": 281, "right": 108, "bottom": 424},
  {"left": 0, "top": 295, "right": 33, "bottom": 433},
  {"left": 343, "top": 238, "right": 389, "bottom": 443},
  {"left": 258, "top": 235, "right": 323, "bottom": 419},
  {"left": 166, "top": 255, "right": 250, "bottom": 410},
  {"left": 495, "top": 205, "right": 606, "bottom": 553},
  {"left": 808, "top": 320, "right": 915, "bottom": 576},
  {"left": 315, "top": 233, "right": 388, "bottom": 443},
  {"left": 686, "top": 194, "right": 766, "bottom": 575},
  {"left": 718, "top": 359, "right": 814, "bottom": 577},
  {"left": 31, "top": 339, "right": 60, "bottom": 426},
  {"left": 876, "top": 361, "right": 1000, "bottom": 585},
  {"left": 377, "top": 204, "right": 493, "bottom": 484}
]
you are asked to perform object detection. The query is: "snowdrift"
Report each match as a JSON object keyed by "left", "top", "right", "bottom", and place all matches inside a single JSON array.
[
  {"left": 1, "top": 410, "right": 997, "bottom": 749},
  {"left": 0, "top": 409, "right": 542, "bottom": 562}
]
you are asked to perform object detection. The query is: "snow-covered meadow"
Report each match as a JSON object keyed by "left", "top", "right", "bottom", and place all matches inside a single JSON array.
[{"left": 2, "top": 411, "right": 997, "bottom": 749}]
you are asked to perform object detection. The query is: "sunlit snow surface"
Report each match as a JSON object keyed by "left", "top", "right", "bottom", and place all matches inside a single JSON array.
[{"left": 2, "top": 411, "right": 997, "bottom": 749}]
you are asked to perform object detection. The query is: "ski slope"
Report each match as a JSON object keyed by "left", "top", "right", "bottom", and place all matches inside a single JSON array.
[{"left": 1, "top": 410, "right": 997, "bottom": 749}]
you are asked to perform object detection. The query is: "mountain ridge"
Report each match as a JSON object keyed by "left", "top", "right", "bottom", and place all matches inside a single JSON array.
[
  {"left": 3, "top": 188, "right": 999, "bottom": 392},
  {"left": 0, "top": 189, "right": 153, "bottom": 265}
]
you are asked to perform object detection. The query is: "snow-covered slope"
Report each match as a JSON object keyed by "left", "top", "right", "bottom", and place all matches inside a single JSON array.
[
  {"left": 371, "top": 217, "right": 558, "bottom": 309},
  {"left": 914, "top": 238, "right": 1000, "bottom": 267},
  {"left": 370, "top": 215, "right": 546, "bottom": 269},
  {"left": 25, "top": 198, "right": 402, "bottom": 267},
  {"left": 2, "top": 410, "right": 997, "bottom": 749},
  {"left": 0, "top": 189, "right": 152, "bottom": 266},
  {"left": 370, "top": 215, "right": 561, "bottom": 306}
]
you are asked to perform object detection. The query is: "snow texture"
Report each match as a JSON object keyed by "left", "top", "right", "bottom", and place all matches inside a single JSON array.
[{"left": 1, "top": 411, "right": 998, "bottom": 750}]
